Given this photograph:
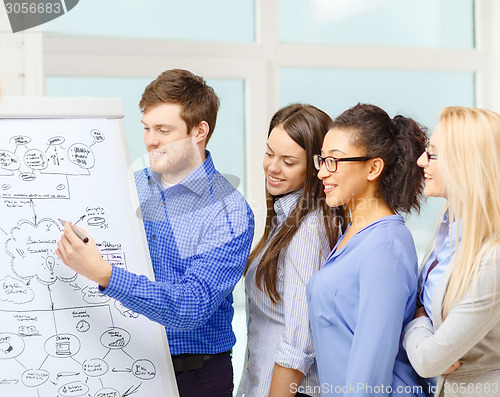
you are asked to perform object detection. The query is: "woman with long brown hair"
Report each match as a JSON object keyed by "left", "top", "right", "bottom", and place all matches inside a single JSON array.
[{"left": 237, "top": 104, "right": 344, "bottom": 397}]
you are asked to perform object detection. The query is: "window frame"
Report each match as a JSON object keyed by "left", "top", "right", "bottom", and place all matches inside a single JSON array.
[{"left": 42, "top": 0, "right": 500, "bottom": 235}]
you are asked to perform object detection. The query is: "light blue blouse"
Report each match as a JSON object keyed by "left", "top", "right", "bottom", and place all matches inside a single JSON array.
[
  {"left": 419, "top": 212, "right": 461, "bottom": 322},
  {"left": 307, "top": 215, "right": 426, "bottom": 396}
]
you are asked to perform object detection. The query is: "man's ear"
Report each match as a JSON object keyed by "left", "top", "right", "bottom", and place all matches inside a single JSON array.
[
  {"left": 366, "top": 157, "right": 385, "bottom": 181},
  {"left": 191, "top": 121, "right": 210, "bottom": 144}
]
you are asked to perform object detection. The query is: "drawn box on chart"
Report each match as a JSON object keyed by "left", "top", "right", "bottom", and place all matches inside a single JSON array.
[
  {"left": 102, "top": 252, "right": 127, "bottom": 271},
  {"left": 1, "top": 174, "right": 70, "bottom": 200}
]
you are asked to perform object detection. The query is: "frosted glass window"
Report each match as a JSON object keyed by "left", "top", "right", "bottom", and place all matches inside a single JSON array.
[
  {"left": 42, "top": 0, "right": 255, "bottom": 43},
  {"left": 280, "top": 67, "right": 474, "bottom": 260},
  {"left": 280, "top": 0, "right": 474, "bottom": 48},
  {"left": 45, "top": 76, "right": 246, "bottom": 193}
]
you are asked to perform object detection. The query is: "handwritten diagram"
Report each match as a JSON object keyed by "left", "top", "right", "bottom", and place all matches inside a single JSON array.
[
  {"left": 0, "top": 116, "right": 173, "bottom": 397},
  {"left": 0, "top": 128, "right": 104, "bottom": 201}
]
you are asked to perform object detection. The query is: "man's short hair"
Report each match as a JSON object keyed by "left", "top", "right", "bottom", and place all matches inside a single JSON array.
[{"left": 139, "top": 69, "right": 220, "bottom": 143}]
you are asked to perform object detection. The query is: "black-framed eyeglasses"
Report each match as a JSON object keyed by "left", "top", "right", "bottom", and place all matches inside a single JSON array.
[
  {"left": 425, "top": 149, "right": 437, "bottom": 161},
  {"left": 313, "top": 154, "right": 372, "bottom": 173}
]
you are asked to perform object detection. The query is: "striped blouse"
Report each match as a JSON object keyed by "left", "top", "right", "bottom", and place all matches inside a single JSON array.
[{"left": 237, "top": 190, "right": 331, "bottom": 397}]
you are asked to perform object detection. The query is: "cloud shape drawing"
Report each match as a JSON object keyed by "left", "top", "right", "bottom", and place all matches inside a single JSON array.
[
  {"left": 81, "top": 286, "right": 110, "bottom": 304},
  {"left": 6, "top": 219, "right": 77, "bottom": 285},
  {"left": 0, "top": 276, "right": 35, "bottom": 304}
]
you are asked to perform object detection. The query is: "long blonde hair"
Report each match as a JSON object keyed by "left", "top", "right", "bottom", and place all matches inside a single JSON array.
[{"left": 434, "top": 106, "right": 500, "bottom": 317}]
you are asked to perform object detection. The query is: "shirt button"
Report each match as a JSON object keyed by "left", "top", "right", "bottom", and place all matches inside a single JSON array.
[{"left": 152, "top": 235, "right": 156, "bottom": 240}]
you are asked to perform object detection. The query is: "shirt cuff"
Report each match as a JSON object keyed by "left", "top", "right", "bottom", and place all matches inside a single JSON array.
[
  {"left": 99, "top": 266, "right": 136, "bottom": 302},
  {"left": 403, "top": 316, "right": 434, "bottom": 349},
  {"left": 274, "top": 339, "right": 315, "bottom": 375}
]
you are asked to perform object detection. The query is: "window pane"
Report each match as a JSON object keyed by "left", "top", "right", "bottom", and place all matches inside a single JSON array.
[
  {"left": 42, "top": 0, "right": 255, "bottom": 43},
  {"left": 45, "top": 76, "right": 246, "bottom": 193},
  {"left": 280, "top": 67, "right": 474, "bottom": 260},
  {"left": 280, "top": 0, "right": 474, "bottom": 48}
]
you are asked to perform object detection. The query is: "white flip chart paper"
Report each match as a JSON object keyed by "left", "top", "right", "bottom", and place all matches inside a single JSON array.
[{"left": 0, "top": 97, "right": 179, "bottom": 397}]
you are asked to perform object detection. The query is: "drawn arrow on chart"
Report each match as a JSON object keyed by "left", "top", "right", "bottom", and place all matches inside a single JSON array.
[
  {"left": 0, "top": 379, "right": 19, "bottom": 385},
  {"left": 47, "top": 285, "right": 55, "bottom": 311},
  {"left": 47, "top": 285, "right": 58, "bottom": 334},
  {"left": 56, "top": 372, "right": 80, "bottom": 380},
  {"left": 29, "top": 199, "right": 37, "bottom": 225},
  {"left": 69, "top": 283, "right": 81, "bottom": 291},
  {"left": 73, "top": 215, "right": 86, "bottom": 226},
  {"left": 111, "top": 367, "right": 132, "bottom": 373}
]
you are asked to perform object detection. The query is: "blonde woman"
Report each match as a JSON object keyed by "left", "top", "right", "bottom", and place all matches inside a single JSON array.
[{"left": 404, "top": 106, "right": 500, "bottom": 396}]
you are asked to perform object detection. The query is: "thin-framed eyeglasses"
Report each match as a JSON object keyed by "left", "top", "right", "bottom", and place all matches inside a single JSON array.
[{"left": 313, "top": 154, "right": 372, "bottom": 173}]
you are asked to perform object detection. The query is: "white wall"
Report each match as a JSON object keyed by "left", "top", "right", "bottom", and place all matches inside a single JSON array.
[{"left": 0, "top": 4, "right": 43, "bottom": 96}]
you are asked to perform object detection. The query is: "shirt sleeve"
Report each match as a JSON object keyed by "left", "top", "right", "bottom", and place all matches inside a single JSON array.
[
  {"left": 274, "top": 213, "right": 329, "bottom": 374},
  {"left": 345, "top": 238, "right": 417, "bottom": 396},
  {"left": 101, "top": 202, "right": 254, "bottom": 330},
  {"left": 403, "top": 249, "right": 500, "bottom": 378}
]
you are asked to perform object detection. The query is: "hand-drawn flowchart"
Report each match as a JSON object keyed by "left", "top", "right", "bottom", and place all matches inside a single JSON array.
[
  {"left": 0, "top": 128, "right": 103, "bottom": 201},
  {"left": 0, "top": 116, "right": 174, "bottom": 397}
]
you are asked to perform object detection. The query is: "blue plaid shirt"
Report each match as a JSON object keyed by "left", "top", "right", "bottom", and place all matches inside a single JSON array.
[{"left": 102, "top": 151, "right": 254, "bottom": 355}]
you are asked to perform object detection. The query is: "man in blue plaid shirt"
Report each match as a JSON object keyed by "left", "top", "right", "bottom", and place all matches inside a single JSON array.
[{"left": 57, "top": 69, "right": 255, "bottom": 396}]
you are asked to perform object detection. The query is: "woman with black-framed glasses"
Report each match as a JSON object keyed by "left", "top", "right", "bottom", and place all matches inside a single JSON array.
[
  {"left": 307, "top": 103, "right": 429, "bottom": 396},
  {"left": 312, "top": 154, "right": 373, "bottom": 173}
]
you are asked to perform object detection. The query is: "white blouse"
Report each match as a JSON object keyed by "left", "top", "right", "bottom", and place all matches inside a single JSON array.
[{"left": 237, "top": 190, "right": 331, "bottom": 397}]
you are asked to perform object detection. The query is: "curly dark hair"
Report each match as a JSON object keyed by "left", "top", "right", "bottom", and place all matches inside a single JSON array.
[{"left": 333, "top": 103, "right": 427, "bottom": 214}]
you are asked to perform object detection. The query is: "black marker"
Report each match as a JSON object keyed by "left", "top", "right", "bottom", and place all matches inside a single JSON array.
[{"left": 58, "top": 218, "right": 89, "bottom": 243}]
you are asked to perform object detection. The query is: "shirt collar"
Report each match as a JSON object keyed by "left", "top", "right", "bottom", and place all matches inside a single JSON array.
[
  {"left": 437, "top": 210, "right": 462, "bottom": 248},
  {"left": 273, "top": 190, "right": 303, "bottom": 220},
  {"left": 146, "top": 150, "right": 216, "bottom": 196}
]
